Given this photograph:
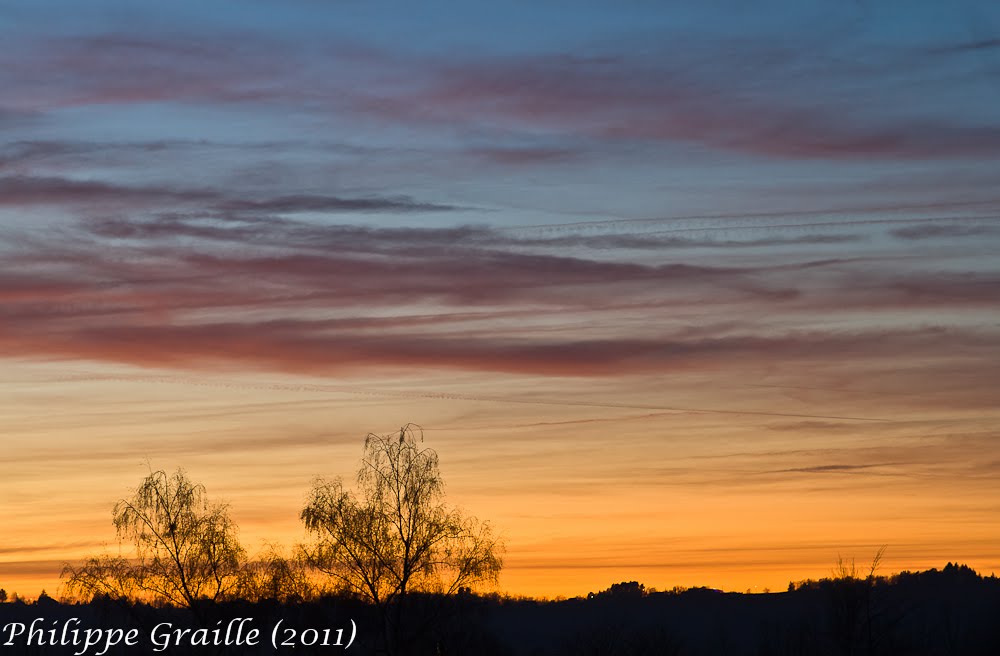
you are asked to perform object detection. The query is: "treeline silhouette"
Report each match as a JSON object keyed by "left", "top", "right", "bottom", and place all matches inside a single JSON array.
[{"left": 2, "top": 565, "right": 999, "bottom": 655}]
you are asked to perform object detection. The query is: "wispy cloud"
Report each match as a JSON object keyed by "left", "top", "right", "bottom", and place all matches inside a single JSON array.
[
  {"left": 4, "top": 319, "right": 991, "bottom": 377},
  {"left": 6, "top": 27, "right": 999, "bottom": 163},
  {"left": 2, "top": 206, "right": 997, "bottom": 380},
  {"left": 925, "top": 38, "right": 1000, "bottom": 56},
  {"left": 463, "top": 145, "right": 584, "bottom": 166},
  {"left": 2, "top": 259, "right": 997, "bottom": 379},
  {"left": 216, "top": 194, "right": 458, "bottom": 214},
  {"left": 348, "top": 46, "right": 1000, "bottom": 160},
  {"left": 890, "top": 223, "right": 1000, "bottom": 240},
  {"left": 0, "top": 33, "right": 294, "bottom": 111},
  {"left": 0, "top": 175, "right": 216, "bottom": 207},
  {"left": 777, "top": 463, "right": 898, "bottom": 474},
  {"left": 0, "top": 175, "right": 458, "bottom": 216}
]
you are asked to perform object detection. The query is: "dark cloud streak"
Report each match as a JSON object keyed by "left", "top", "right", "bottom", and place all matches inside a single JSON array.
[
  {"left": 890, "top": 223, "right": 999, "bottom": 240},
  {"left": 0, "top": 175, "right": 457, "bottom": 214}
]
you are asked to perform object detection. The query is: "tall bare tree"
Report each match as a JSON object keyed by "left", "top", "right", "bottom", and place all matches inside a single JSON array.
[
  {"left": 301, "top": 424, "right": 503, "bottom": 653},
  {"left": 63, "top": 468, "right": 245, "bottom": 613}
]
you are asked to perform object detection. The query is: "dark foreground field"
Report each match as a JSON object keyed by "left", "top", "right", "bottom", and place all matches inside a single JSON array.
[{"left": 2, "top": 564, "right": 998, "bottom": 655}]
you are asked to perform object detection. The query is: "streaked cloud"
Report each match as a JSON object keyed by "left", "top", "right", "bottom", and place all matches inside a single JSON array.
[
  {"left": 890, "top": 223, "right": 1000, "bottom": 240},
  {"left": 0, "top": 175, "right": 457, "bottom": 214}
]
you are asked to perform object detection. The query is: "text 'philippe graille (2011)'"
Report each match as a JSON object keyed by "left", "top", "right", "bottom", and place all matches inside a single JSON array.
[{"left": 2, "top": 617, "right": 357, "bottom": 654}]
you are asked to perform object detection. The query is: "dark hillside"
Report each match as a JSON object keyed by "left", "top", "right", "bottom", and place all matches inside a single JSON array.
[{"left": 1, "top": 565, "right": 998, "bottom": 655}]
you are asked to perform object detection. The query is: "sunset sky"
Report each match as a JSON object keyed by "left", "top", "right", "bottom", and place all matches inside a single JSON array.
[{"left": 2, "top": 0, "right": 1000, "bottom": 599}]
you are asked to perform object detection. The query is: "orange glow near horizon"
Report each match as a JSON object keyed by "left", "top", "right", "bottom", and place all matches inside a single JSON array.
[{"left": 3, "top": 360, "right": 998, "bottom": 601}]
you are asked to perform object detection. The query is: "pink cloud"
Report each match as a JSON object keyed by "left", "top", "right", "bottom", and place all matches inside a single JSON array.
[
  {"left": 7, "top": 33, "right": 998, "bottom": 161},
  {"left": 352, "top": 52, "right": 1000, "bottom": 160},
  {"left": 2, "top": 213, "right": 998, "bottom": 380},
  {"left": 1, "top": 34, "right": 292, "bottom": 110}
]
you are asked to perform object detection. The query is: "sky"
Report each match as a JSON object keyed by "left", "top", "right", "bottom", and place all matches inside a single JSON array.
[{"left": 1, "top": 0, "right": 999, "bottom": 599}]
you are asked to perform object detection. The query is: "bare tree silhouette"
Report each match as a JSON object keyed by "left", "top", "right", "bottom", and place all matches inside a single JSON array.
[
  {"left": 63, "top": 468, "right": 245, "bottom": 616},
  {"left": 301, "top": 424, "right": 504, "bottom": 654}
]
